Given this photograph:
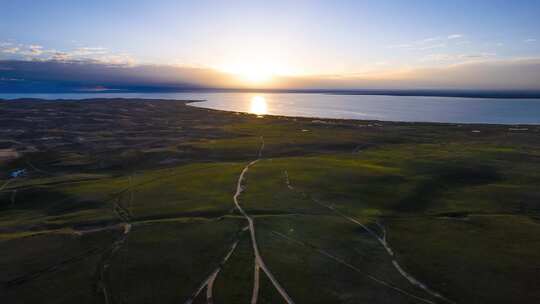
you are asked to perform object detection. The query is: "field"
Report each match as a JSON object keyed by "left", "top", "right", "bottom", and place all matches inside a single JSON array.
[{"left": 1, "top": 98, "right": 539, "bottom": 303}]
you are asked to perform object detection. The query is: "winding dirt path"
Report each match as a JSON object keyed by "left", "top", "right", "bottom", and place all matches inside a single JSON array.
[
  {"left": 250, "top": 264, "right": 261, "bottom": 304},
  {"left": 284, "top": 171, "right": 454, "bottom": 304},
  {"left": 96, "top": 223, "right": 131, "bottom": 304},
  {"left": 270, "top": 230, "right": 436, "bottom": 304},
  {"left": 0, "top": 179, "right": 13, "bottom": 192},
  {"left": 96, "top": 176, "right": 134, "bottom": 304},
  {"left": 184, "top": 237, "right": 241, "bottom": 304},
  {"left": 232, "top": 137, "right": 295, "bottom": 304}
]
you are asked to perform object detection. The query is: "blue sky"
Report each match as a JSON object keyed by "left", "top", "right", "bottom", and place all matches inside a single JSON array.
[{"left": 1, "top": 0, "right": 540, "bottom": 90}]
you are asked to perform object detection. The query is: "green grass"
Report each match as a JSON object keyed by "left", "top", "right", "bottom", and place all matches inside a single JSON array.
[
  {"left": 255, "top": 215, "right": 426, "bottom": 303},
  {"left": 387, "top": 215, "right": 540, "bottom": 303},
  {"left": 107, "top": 218, "right": 244, "bottom": 304},
  {"left": 2, "top": 99, "right": 540, "bottom": 303},
  {"left": 213, "top": 234, "right": 255, "bottom": 304},
  {"left": 0, "top": 230, "right": 118, "bottom": 304}
]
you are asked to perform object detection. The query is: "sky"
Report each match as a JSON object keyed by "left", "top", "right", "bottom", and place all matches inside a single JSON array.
[{"left": 1, "top": 0, "right": 540, "bottom": 91}]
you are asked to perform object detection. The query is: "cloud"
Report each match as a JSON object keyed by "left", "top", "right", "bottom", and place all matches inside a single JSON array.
[
  {"left": 415, "top": 43, "right": 446, "bottom": 51},
  {"left": 524, "top": 38, "right": 537, "bottom": 43},
  {"left": 389, "top": 34, "right": 465, "bottom": 51},
  {"left": 285, "top": 58, "right": 540, "bottom": 90},
  {"left": 422, "top": 52, "right": 496, "bottom": 62},
  {"left": 71, "top": 47, "right": 108, "bottom": 56},
  {"left": 0, "top": 41, "right": 132, "bottom": 65},
  {"left": 388, "top": 41, "right": 446, "bottom": 51},
  {"left": 420, "top": 36, "right": 443, "bottom": 43},
  {"left": 2, "top": 57, "right": 540, "bottom": 92},
  {"left": 50, "top": 51, "right": 71, "bottom": 61},
  {"left": 28, "top": 45, "right": 44, "bottom": 55},
  {"left": 0, "top": 39, "right": 538, "bottom": 92},
  {"left": 0, "top": 59, "right": 239, "bottom": 92},
  {"left": 2, "top": 47, "right": 20, "bottom": 54},
  {"left": 407, "top": 58, "right": 540, "bottom": 90},
  {"left": 447, "top": 34, "right": 464, "bottom": 39}
]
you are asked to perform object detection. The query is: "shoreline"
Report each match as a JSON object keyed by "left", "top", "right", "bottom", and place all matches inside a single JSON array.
[
  {"left": 1, "top": 97, "right": 539, "bottom": 126},
  {"left": 2, "top": 87, "right": 540, "bottom": 99}
]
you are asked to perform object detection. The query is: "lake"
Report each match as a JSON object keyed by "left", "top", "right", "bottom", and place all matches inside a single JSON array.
[{"left": 1, "top": 92, "right": 539, "bottom": 124}]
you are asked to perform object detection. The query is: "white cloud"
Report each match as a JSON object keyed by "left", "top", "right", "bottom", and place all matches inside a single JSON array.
[
  {"left": 71, "top": 47, "right": 108, "bottom": 56},
  {"left": 388, "top": 40, "right": 445, "bottom": 51},
  {"left": 420, "top": 36, "right": 443, "bottom": 43},
  {"left": 422, "top": 52, "right": 496, "bottom": 62},
  {"left": 459, "top": 52, "right": 496, "bottom": 59},
  {"left": 415, "top": 43, "right": 446, "bottom": 51},
  {"left": 28, "top": 45, "right": 44, "bottom": 55},
  {"left": 2, "top": 47, "right": 20, "bottom": 54},
  {"left": 389, "top": 34, "right": 466, "bottom": 51},
  {"left": 524, "top": 38, "right": 537, "bottom": 43},
  {"left": 0, "top": 40, "right": 134, "bottom": 65},
  {"left": 448, "top": 34, "right": 464, "bottom": 40}
]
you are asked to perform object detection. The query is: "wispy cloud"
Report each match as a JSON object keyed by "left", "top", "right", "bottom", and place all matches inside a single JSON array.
[
  {"left": 388, "top": 40, "right": 445, "bottom": 51},
  {"left": 389, "top": 34, "right": 464, "bottom": 51},
  {"left": 421, "top": 36, "right": 443, "bottom": 43},
  {"left": 71, "top": 47, "right": 108, "bottom": 56},
  {"left": 415, "top": 43, "right": 446, "bottom": 51},
  {"left": 524, "top": 38, "right": 537, "bottom": 43},
  {"left": 447, "top": 34, "right": 464, "bottom": 40},
  {"left": 422, "top": 52, "right": 496, "bottom": 62},
  {"left": 281, "top": 58, "right": 540, "bottom": 90}
]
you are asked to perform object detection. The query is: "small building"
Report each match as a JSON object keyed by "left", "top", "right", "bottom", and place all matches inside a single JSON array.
[{"left": 10, "top": 169, "right": 27, "bottom": 178}]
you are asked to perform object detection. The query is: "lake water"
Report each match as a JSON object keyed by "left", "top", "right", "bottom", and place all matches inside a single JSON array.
[{"left": 1, "top": 92, "right": 540, "bottom": 124}]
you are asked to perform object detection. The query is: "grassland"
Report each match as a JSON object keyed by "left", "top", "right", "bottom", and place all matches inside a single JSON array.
[{"left": 1, "top": 98, "right": 539, "bottom": 303}]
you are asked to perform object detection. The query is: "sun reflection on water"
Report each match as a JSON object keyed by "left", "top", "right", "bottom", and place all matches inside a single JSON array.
[{"left": 249, "top": 95, "right": 268, "bottom": 116}]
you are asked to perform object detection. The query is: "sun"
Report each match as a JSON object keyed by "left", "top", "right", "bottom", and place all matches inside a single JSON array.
[
  {"left": 219, "top": 62, "right": 276, "bottom": 85},
  {"left": 241, "top": 68, "right": 273, "bottom": 84}
]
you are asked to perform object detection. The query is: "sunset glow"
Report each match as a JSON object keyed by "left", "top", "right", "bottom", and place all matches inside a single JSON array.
[
  {"left": 236, "top": 67, "right": 273, "bottom": 84},
  {"left": 1, "top": 1, "right": 539, "bottom": 90},
  {"left": 219, "top": 62, "right": 279, "bottom": 85}
]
